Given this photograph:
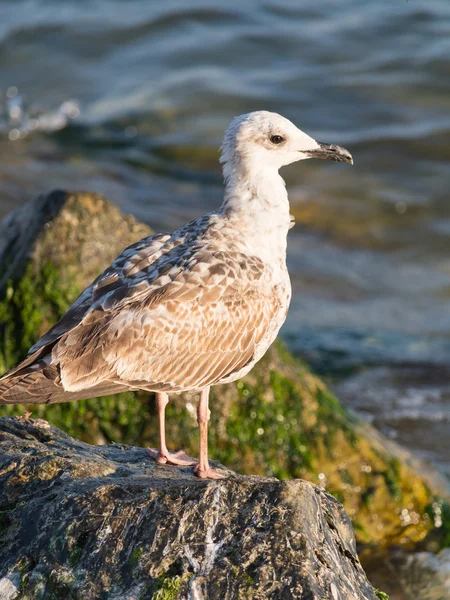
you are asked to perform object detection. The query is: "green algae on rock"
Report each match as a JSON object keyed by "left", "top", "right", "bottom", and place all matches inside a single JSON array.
[
  {"left": 0, "top": 190, "right": 448, "bottom": 552},
  {"left": 0, "top": 417, "right": 379, "bottom": 600}
]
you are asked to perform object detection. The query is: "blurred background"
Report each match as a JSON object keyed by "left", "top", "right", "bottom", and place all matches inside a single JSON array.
[{"left": 0, "top": 0, "right": 449, "bottom": 539}]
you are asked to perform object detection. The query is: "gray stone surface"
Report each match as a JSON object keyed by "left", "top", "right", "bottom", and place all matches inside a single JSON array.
[{"left": 0, "top": 416, "right": 377, "bottom": 599}]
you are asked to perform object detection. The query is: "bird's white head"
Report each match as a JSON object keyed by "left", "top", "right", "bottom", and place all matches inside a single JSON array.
[{"left": 220, "top": 111, "right": 353, "bottom": 182}]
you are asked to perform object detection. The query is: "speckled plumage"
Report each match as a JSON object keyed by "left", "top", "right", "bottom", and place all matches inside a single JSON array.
[{"left": 0, "top": 210, "right": 290, "bottom": 403}]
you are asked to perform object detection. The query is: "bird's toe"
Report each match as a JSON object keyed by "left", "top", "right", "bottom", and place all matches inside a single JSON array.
[
  {"left": 194, "top": 464, "right": 227, "bottom": 479},
  {"left": 148, "top": 448, "right": 197, "bottom": 466}
]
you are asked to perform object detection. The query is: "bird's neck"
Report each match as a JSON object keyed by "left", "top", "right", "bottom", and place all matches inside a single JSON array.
[{"left": 220, "top": 159, "right": 292, "bottom": 263}]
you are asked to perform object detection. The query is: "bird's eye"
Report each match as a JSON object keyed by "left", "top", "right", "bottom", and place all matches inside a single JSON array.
[{"left": 270, "top": 135, "right": 285, "bottom": 145}]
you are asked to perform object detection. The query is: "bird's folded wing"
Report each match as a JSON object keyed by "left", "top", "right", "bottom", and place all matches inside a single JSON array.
[
  {"left": 35, "top": 233, "right": 175, "bottom": 352},
  {"left": 0, "top": 231, "right": 174, "bottom": 382},
  {"left": 53, "top": 250, "right": 279, "bottom": 393}
]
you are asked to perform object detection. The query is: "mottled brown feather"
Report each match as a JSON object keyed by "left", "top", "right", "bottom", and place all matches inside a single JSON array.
[{"left": 0, "top": 212, "right": 290, "bottom": 404}]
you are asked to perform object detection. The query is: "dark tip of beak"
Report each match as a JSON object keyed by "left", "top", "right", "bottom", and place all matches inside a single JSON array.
[{"left": 305, "top": 142, "right": 353, "bottom": 165}]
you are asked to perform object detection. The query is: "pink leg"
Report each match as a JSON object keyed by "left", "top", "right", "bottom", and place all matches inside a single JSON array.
[
  {"left": 194, "top": 387, "right": 225, "bottom": 479},
  {"left": 148, "top": 392, "right": 196, "bottom": 466}
]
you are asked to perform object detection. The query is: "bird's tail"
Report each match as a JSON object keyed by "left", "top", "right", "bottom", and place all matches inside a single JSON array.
[{"left": 0, "top": 353, "right": 128, "bottom": 405}]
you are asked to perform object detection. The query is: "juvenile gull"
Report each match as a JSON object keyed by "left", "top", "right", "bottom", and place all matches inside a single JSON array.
[{"left": 0, "top": 111, "right": 352, "bottom": 479}]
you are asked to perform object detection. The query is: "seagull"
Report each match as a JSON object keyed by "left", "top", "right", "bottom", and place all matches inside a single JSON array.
[{"left": 0, "top": 111, "right": 352, "bottom": 479}]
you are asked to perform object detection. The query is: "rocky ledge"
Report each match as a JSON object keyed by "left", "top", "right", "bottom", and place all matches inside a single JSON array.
[
  {"left": 0, "top": 190, "right": 448, "bottom": 555},
  {"left": 0, "top": 417, "right": 380, "bottom": 600}
]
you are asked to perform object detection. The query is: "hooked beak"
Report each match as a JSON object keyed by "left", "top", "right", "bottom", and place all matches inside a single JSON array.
[{"left": 304, "top": 142, "right": 353, "bottom": 165}]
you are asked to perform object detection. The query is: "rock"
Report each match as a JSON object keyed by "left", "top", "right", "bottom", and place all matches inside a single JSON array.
[
  {"left": 397, "top": 549, "right": 450, "bottom": 600},
  {"left": 0, "top": 190, "right": 448, "bottom": 552},
  {"left": 0, "top": 417, "right": 379, "bottom": 600},
  {"left": 363, "top": 547, "right": 450, "bottom": 600}
]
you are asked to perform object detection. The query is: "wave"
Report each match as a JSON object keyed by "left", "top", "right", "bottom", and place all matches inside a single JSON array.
[{"left": 0, "top": 86, "right": 80, "bottom": 139}]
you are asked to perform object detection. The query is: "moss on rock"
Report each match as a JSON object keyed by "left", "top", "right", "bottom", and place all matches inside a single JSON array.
[{"left": 0, "top": 190, "right": 448, "bottom": 552}]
